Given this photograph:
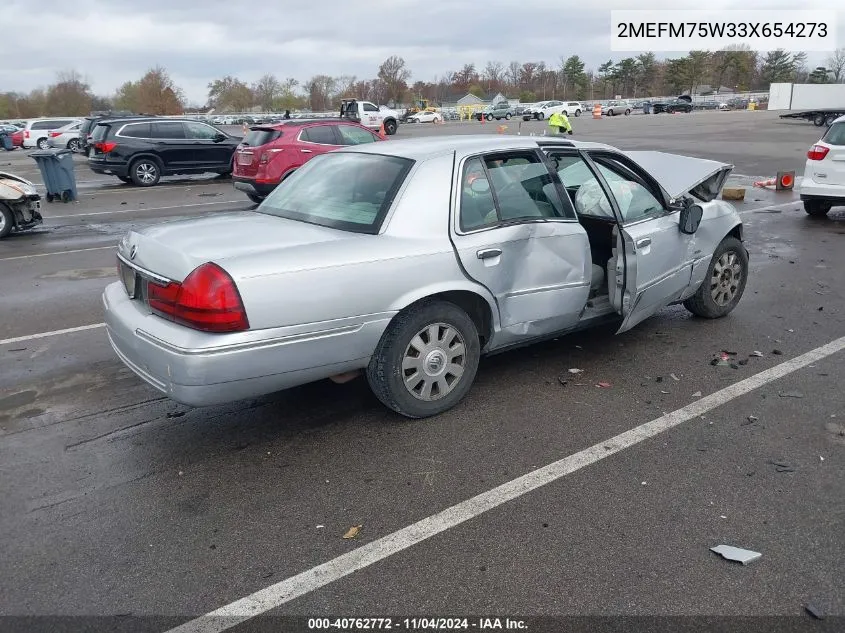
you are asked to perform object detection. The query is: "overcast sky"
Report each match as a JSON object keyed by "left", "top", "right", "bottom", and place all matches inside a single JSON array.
[{"left": 3, "top": 0, "right": 841, "bottom": 103}]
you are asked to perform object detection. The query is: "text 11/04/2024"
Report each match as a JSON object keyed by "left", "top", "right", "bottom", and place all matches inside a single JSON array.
[{"left": 610, "top": 9, "right": 838, "bottom": 52}]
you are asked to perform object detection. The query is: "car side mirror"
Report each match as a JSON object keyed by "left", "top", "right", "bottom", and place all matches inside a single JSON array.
[
  {"left": 470, "top": 178, "right": 490, "bottom": 194},
  {"left": 680, "top": 204, "right": 703, "bottom": 234},
  {"left": 214, "top": 133, "right": 227, "bottom": 142}
]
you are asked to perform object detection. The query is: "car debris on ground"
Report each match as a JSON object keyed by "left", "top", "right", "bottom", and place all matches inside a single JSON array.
[
  {"left": 342, "top": 525, "right": 362, "bottom": 539},
  {"left": 710, "top": 544, "right": 762, "bottom": 565}
]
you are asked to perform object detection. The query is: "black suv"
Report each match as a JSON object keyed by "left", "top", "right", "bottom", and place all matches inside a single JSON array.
[
  {"left": 78, "top": 111, "right": 144, "bottom": 156},
  {"left": 88, "top": 118, "right": 239, "bottom": 186}
]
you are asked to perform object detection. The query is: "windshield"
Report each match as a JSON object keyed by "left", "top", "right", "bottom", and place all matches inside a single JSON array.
[
  {"left": 257, "top": 152, "right": 414, "bottom": 234},
  {"left": 822, "top": 122, "right": 845, "bottom": 145}
]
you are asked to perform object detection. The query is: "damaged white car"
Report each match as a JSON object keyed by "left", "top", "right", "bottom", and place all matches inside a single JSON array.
[
  {"left": 0, "top": 172, "right": 43, "bottom": 238},
  {"left": 105, "top": 136, "right": 748, "bottom": 418}
]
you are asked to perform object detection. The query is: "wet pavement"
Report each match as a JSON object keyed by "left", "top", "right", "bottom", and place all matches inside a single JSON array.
[{"left": 1, "top": 111, "right": 843, "bottom": 633}]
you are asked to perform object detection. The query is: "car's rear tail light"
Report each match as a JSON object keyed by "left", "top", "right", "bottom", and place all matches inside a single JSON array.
[
  {"left": 94, "top": 141, "right": 117, "bottom": 153},
  {"left": 807, "top": 145, "right": 830, "bottom": 161},
  {"left": 24, "top": 130, "right": 29, "bottom": 138},
  {"left": 49, "top": 131, "right": 61, "bottom": 137},
  {"left": 147, "top": 262, "right": 249, "bottom": 333}
]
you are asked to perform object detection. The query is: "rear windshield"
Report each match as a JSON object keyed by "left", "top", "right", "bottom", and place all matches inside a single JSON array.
[
  {"left": 258, "top": 152, "right": 413, "bottom": 234},
  {"left": 91, "top": 123, "right": 111, "bottom": 142},
  {"left": 822, "top": 122, "right": 845, "bottom": 145},
  {"left": 80, "top": 119, "right": 95, "bottom": 134},
  {"left": 242, "top": 128, "right": 282, "bottom": 147}
]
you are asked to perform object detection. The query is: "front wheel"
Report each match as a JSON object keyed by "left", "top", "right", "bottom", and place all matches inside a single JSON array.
[
  {"left": 607, "top": 109, "right": 614, "bottom": 117},
  {"left": 683, "top": 237, "right": 748, "bottom": 319},
  {"left": 0, "top": 203, "right": 13, "bottom": 238},
  {"left": 383, "top": 119, "right": 397, "bottom": 135},
  {"left": 625, "top": 109, "right": 631, "bottom": 116},
  {"left": 804, "top": 200, "right": 831, "bottom": 217},
  {"left": 367, "top": 300, "right": 481, "bottom": 419},
  {"left": 537, "top": 112, "right": 545, "bottom": 120},
  {"left": 67, "top": 138, "right": 81, "bottom": 152}
]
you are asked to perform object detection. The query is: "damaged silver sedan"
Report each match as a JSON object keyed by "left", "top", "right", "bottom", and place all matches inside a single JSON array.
[{"left": 104, "top": 136, "right": 748, "bottom": 418}]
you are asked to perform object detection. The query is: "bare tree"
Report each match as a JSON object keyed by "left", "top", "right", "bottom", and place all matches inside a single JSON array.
[
  {"left": 827, "top": 48, "right": 845, "bottom": 82},
  {"left": 45, "top": 69, "right": 93, "bottom": 116},
  {"left": 483, "top": 61, "right": 504, "bottom": 92},
  {"left": 377, "top": 56, "right": 411, "bottom": 106},
  {"left": 506, "top": 61, "right": 521, "bottom": 88},
  {"left": 252, "top": 74, "right": 281, "bottom": 112}
]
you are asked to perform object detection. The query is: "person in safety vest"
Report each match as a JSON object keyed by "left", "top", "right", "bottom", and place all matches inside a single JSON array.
[{"left": 548, "top": 110, "right": 573, "bottom": 135}]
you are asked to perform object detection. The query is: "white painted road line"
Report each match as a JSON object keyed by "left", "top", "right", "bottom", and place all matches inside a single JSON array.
[
  {"left": 46, "top": 200, "right": 249, "bottom": 219},
  {"left": 166, "top": 335, "right": 845, "bottom": 633},
  {"left": 0, "top": 323, "right": 106, "bottom": 346},
  {"left": 0, "top": 246, "right": 115, "bottom": 261}
]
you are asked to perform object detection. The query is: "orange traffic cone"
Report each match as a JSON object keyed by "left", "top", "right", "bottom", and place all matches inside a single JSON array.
[
  {"left": 592, "top": 103, "right": 601, "bottom": 119},
  {"left": 479, "top": 111, "right": 485, "bottom": 124},
  {"left": 378, "top": 121, "right": 386, "bottom": 138}
]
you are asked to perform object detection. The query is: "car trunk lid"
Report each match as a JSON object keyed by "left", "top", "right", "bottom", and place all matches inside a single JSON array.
[
  {"left": 117, "top": 211, "right": 356, "bottom": 283},
  {"left": 234, "top": 127, "right": 283, "bottom": 177},
  {"left": 624, "top": 151, "right": 733, "bottom": 202}
]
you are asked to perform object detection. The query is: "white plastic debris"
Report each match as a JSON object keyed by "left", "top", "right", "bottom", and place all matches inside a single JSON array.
[
  {"left": 710, "top": 544, "right": 762, "bottom": 565},
  {"left": 692, "top": 391, "right": 702, "bottom": 397},
  {"left": 670, "top": 373, "right": 680, "bottom": 381},
  {"left": 750, "top": 351, "right": 764, "bottom": 357},
  {"left": 568, "top": 368, "right": 584, "bottom": 374}
]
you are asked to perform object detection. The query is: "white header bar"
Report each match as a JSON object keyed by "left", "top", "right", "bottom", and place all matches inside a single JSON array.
[{"left": 611, "top": 10, "right": 838, "bottom": 52}]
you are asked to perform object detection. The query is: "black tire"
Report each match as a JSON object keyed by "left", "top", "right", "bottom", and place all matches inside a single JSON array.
[
  {"left": 813, "top": 113, "right": 826, "bottom": 127},
  {"left": 0, "top": 203, "right": 13, "bottom": 238},
  {"left": 625, "top": 109, "right": 631, "bottom": 116},
  {"left": 607, "top": 109, "right": 614, "bottom": 117},
  {"left": 383, "top": 119, "right": 397, "bottom": 135},
  {"left": 60, "top": 190, "right": 71, "bottom": 203},
  {"left": 485, "top": 114, "right": 493, "bottom": 121},
  {"left": 247, "top": 193, "right": 263, "bottom": 204},
  {"left": 129, "top": 157, "right": 161, "bottom": 187},
  {"left": 804, "top": 200, "right": 831, "bottom": 217},
  {"left": 67, "top": 138, "right": 80, "bottom": 152},
  {"left": 36, "top": 138, "right": 48, "bottom": 150},
  {"left": 537, "top": 112, "right": 545, "bottom": 120},
  {"left": 367, "top": 300, "right": 481, "bottom": 418},
  {"left": 683, "top": 237, "right": 748, "bottom": 319},
  {"left": 505, "top": 113, "right": 512, "bottom": 120},
  {"left": 574, "top": 109, "right": 581, "bottom": 117},
  {"left": 46, "top": 193, "right": 54, "bottom": 203}
]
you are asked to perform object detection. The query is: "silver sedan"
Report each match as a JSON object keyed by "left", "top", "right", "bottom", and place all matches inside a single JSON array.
[{"left": 104, "top": 135, "right": 748, "bottom": 418}]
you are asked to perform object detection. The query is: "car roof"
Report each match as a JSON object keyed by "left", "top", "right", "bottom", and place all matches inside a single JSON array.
[
  {"left": 251, "top": 118, "right": 368, "bottom": 130},
  {"left": 340, "top": 135, "right": 616, "bottom": 161}
]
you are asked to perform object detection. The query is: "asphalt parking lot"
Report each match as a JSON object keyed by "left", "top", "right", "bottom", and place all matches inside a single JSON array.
[{"left": 1, "top": 110, "right": 843, "bottom": 633}]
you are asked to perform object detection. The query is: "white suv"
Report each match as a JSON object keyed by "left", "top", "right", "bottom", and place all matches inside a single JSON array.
[
  {"left": 562, "top": 101, "right": 584, "bottom": 117},
  {"left": 23, "top": 118, "right": 82, "bottom": 149},
  {"left": 522, "top": 100, "right": 566, "bottom": 120},
  {"left": 800, "top": 115, "right": 845, "bottom": 217}
]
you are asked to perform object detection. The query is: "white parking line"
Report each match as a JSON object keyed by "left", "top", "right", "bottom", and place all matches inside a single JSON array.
[
  {"left": 166, "top": 334, "right": 845, "bottom": 633},
  {"left": 46, "top": 200, "right": 249, "bottom": 219},
  {"left": 0, "top": 246, "right": 115, "bottom": 261},
  {"left": 0, "top": 323, "right": 105, "bottom": 346}
]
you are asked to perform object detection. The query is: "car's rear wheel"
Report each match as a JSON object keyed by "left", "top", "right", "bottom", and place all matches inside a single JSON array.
[
  {"left": 574, "top": 109, "right": 581, "bottom": 117},
  {"left": 36, "top": 138, "right": 48, "bottom": 150},
  {"left": 0, "top": 203, "right": 13, "bottom": 238},
  {"left": 367, "top": 300, "right": 481, "bottom": 419},
  {"left": 67, "top": 138, "right": 80, "bottom": 152},
  {"left": 129, "top": 158, "right": 161, "bottom": 187},
  {"left": 505, "top": 113, "right": 512, "bottom": 120},
  {"left": 683, "top": 237, "right": 748, "bottom": 318},
  {"left": 804, "top": 200, "right": 832, "bottom": 217},
  {"left": 625, "top": 109, "right": 631, "bottom": 115},
  {"left": 537, "top": 112, "right": 545, "bottom": 120},
  {"left": 813, "top": 113, "right": 826, "bottom": 127},
  {"left": 384, "top": 120, "right": 397, "bottom": 135}
]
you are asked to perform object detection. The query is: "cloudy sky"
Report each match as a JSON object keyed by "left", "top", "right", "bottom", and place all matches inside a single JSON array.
[{"left": 3, "top": 0, "right": 841, "bottom": 104}]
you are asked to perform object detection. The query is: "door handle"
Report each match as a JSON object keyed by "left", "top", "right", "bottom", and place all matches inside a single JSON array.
[
  {"left": 477, "top": 248, "right": 502, "bottom": 260},
  {"left": 636, "top": 238, "right": 652, "bottom": 248},
  {"left": 301, "top": 149, "right": 313, "bottom": 153}
]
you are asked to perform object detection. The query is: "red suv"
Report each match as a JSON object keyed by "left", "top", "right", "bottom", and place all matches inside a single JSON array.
[{"left": 232, "top": 119, "right": 385, "bottom": 203}]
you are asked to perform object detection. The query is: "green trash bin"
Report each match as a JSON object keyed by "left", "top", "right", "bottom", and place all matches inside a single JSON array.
[{"left": 30, "top": 149, "right": 78, "bottom": 203}]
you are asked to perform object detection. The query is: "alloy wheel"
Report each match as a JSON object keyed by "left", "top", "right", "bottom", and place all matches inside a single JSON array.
[
  {"left": 710, "top": 251, "right": 742, "bottom": 306},
  {"left": 402, "top": 323, "right": 467, "bottom": 401}
]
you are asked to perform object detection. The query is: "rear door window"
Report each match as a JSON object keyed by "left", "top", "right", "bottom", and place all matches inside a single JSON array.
[
  {"left": 241, "top": 128, "right": 282, "bottom": 147},
  {"left": 301, "top": 125, "right": 338, "bottom": 145},
  {"left": 822, "top": 122, "right": 845, "bottom": 145},
  {"left": 152, "top": 122, "right": 186, "bottom": 139},
  {"left": 184, "top": 121, "right": 220, "bottom": 140},
  {"left": 120, "top": 123, "right": 152, "bottom": 138}
]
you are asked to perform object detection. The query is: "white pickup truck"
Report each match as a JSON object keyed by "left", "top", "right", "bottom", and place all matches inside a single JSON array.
[{"left": 339, "top": 99, "right": 400, "bottom": 135}]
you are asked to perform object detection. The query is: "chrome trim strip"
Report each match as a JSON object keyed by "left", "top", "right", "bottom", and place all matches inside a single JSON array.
[
  {"left": 116, "top": 252, "right": 172, "bottom": 284},
  {"left": 504, "top": 280, "right": 591, "bottom": 298}
]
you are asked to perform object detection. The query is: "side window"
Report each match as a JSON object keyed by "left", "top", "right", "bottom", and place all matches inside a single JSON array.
[
  {"left": 459, "top": 152, "right": 574, "bottom": 231},
  {"left": 120, "top": 123, "right": 152, "bottom": 138},
  {"left": 590, "top": 155, "right": 666, "bottom": 224},
  {"left": 336, "top": 125, "right": 378, "bottom": 145},
  {"left": 184, "top": 121, "right": 219, "bottom": 139},
  {"left": 301, "top": 125, "right": 338, "bottom": 145},
  {"left": 459, "top": 157, "right": 497, "bottom": 231},
  {"left": 362, "top": 103, "right": 378, "bottom": 112},
  {"left": 550, "top": 153, "right": 615, "bottom": 220},
  {"left": 152, "top": 122, "right": 186, "bottom": 139}
]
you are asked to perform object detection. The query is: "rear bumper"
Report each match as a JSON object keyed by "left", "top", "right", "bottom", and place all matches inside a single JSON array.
[
  {"left": 798, "top": 176, "right": 845, "bottom": 202},
  {"left": 233, "top": 177, "right": 277, "bottom": 197},
  {"left": 89, "top": 159, "right": 129, "bottom": 178},
  {"left": 103, "top": 282, "right": 393, "bottom": 407}
]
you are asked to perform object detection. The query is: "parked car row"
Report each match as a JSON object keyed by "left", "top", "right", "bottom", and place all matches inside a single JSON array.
[{"left": 523, "top": 101, "right": 585, "bottom": 120}]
